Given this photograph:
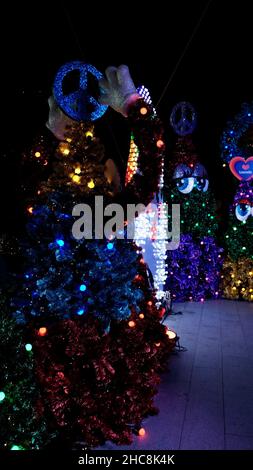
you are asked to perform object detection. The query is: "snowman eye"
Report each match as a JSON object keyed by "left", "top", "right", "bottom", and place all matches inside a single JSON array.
[
  {"left": 176, "top": 177, "right": 195, "bottom": 194},
  {"left": 196, "top": 178, "right": 209, "bottom": 192},
  {"left": 235, "top": 203, "right": 251, "bottom": 221}
]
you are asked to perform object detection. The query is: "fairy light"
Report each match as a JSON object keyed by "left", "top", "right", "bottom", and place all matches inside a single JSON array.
[
  {"left": 125, "top": 133, "right": 139, "bottom": 185},
  {"left": 35, "top": 151, "right": 41, "bottom": 158},
  {"left": 85, "top": 130, "right": 93, "bottom": 139},
  {"left": 128, "top": 320, "right": 136, "bottom": 328},
  {"left": 72, "top": 174, "right": 80, "bottom": 183},
  {"left": 87, "top": 179, "right": 95, "bottom": 189},
  {"left": 140, "top": 107, "right": 148, "bottom": 115},
  {"left": 166, "top": 329, "right": 177, "bottom": 340},
  {"left": 138, "top": 428, "right": 146, "bottom": 437},
  {"left": 59, "top": 142, "right": 70, "bottom": 156},
  {"left": 38, "top": 327, "right": 47, "bottom": 337}
]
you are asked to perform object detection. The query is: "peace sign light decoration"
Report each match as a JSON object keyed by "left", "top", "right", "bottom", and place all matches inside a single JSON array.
[
  {"left": 170, "top": 101, "right": 197, "bottom": 136},
  {"left": 53, "top": 61, "right": 108, "bottom": 122}
]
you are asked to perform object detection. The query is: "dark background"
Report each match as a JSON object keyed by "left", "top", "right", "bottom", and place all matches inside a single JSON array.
[{"left": 1, "top": 0, "right": 253, "bottom": 234}]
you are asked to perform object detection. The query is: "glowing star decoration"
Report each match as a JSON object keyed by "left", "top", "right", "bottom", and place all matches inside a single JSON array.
[
  {"left": 170, "top": 101, "right": 197, "bottom": 136},
  {"left": 53, "top": 61, "right": 108, "bottom": 122}
]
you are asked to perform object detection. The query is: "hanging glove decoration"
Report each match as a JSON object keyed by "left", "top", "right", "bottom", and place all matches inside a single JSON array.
[{"left": 98, "top": 65, "right": 141, "bottom": 117}]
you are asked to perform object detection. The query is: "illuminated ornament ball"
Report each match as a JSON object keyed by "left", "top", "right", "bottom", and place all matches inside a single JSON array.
[
  {"left": 53, "top": 61, "right": 108, "bottom": 122},
  {"left": 170, "top": 101, "right": 197, "bottom": 136}
]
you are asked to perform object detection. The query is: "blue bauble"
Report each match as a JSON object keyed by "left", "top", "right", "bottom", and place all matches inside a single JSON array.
[{"left": 53, "top": 61, "right": 108, "bottom": 122}]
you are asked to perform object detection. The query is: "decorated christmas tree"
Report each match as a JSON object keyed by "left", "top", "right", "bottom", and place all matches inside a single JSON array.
[
  {"left": 0, "top": 292, "right": 54, "bottom": 450},
  {"left": 220, "top": 102, "right": 253, "bottom": 301},
  {"left": 126, "top": 86, "right": 170, "bottom": 310},
  {"left": 2, "top": 63, "right": 176, "bottom": 449},
  {"left": 165, "top": 102, "right": 223, "bottom": 302}
]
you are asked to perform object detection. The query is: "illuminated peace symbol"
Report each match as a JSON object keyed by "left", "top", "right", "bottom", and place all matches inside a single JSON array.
[
  {"left": 53, "top": 61, "right": 108, "bottom": 122},
  {"left": 170, "top": 101, "right": 197, "bottom": 136}
]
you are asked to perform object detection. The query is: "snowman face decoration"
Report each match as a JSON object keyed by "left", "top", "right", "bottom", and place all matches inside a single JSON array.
[{"left": 173, "top": 163, "right": 209, "bottom": 194}]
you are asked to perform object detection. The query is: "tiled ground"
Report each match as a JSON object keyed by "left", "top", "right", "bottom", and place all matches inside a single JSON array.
[{"left": 99, "top": 300, "right": 253, "bottom": 450}]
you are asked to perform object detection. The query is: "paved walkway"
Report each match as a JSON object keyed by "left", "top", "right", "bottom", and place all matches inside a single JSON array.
[{"left": 100, "top": 300, "right": 253, "bottom": 450}]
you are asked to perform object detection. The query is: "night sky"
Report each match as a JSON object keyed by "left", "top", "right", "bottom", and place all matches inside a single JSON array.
[{"left": 1, "top": 0, "right": 253, "bottom": 233}]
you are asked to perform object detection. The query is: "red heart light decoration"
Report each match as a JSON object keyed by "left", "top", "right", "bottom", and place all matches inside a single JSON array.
[{"left": 229, "top": 157, "right": 253, "bottom": 181}]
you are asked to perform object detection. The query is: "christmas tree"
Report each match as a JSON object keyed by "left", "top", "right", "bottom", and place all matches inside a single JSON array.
[
  {"left": 126, "top": 86, "right": 169, "bottom": 309},
  {"left": 220, "top": 103, "right": 253, "bottom": 301},
  {"left": 0, "top": 292, "right": 53, "bottom": 450},
  {"left": 2, "top": 64, "right": 176, "bottom": 449},
  {"left": 165, "top": 102, "right": 223, "bottom": 302}
]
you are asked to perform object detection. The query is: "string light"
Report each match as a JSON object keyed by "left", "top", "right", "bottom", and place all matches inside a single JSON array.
[
  {"left": 35, "top": 151, "right": 41, "bottom": 158},
  {"left": 166, "top": 329, "right": 176, "bottom": 340},
  {"left": 25, "top": 343, "right": 32, "bottom": 352},
  {"left": 125, "top": 133, "right": 139, "bottom": 185},
  {"left": 128, "top": 320, "right": 136, "bottom": 328},
  {"left": 156, "top": 139, "right": 164, "bottom": 148},
  {"left": 79, "top": 284, "right": 87, "bottom": 292},
  {"left": 56, "top": 239, "right": 64, "bottom": 247},
  {"left": 72, "top": 174, "right": 81, "bottom": 183},
  {"left": 85, "top": 131, "right": 93, "bottom": 139},
  {"left": 77, "top": 308, "right": 85, "bottom": 315},
  {"left": 0, "top": 391, "right": 6, "bottom": 402},
  {"left": 139, "top": 313, "right": 145, "bottom": 319},
  {"left": 138, "top": 428, "right": 146, "bottom": 436},
  {"left": 27, "top": 206, "right": 33, "bottom": 214},
  {"left": 107, "top": 242, "right": 114, "bottom": 250},
  {"left": 140, "top": 107, "right": 148, "bottom": 115},
  {"left": 38, "top": 327, "right": 47, "bottom": 337},
  {"left": 87, "top": 179, "right": 95, "bottom": 189},
  {"left": 74, "top": 167, "right": 81, "bottom": 174},
  {"left": 59, "top": 142, "right": 70, "bottom": 155}
]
